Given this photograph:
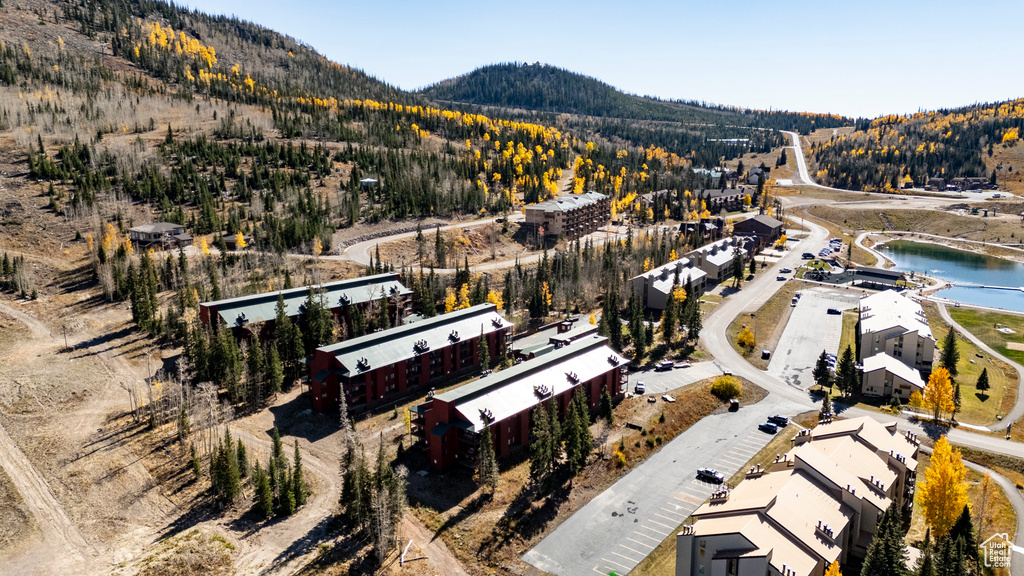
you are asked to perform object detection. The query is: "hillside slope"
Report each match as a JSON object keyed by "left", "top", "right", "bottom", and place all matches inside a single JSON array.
[{"left": 422, "top": 62, "right": 851, "bottom": 134}]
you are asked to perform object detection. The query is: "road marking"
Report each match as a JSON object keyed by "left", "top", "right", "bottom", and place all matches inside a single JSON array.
[
  {"left": 592, "top": 566, "right": 607, "bottom": 575},
  {"left": 634, "top": 530, "right": 663, "bottom": 543},
  {"left": 674, "top": 493, "right": 704, "bottom": 505},
  {"left": 718, "top": 453, "right": 748, "bottom": 464},
  {"left": 620, "top": 543, "right": 648, "bottom": 556},
  {"left": 640, "top": 524, "right": 670, "bottom": 536},
  {"left": 660, "top": 507, "right": 687, "bottom": 518},
  {"left": 647, "top": 518, "right": 676, "bottom": 530},
  {"left": 601, "top": 557, "right": 631, "bottom": 569},
  {"left": 614, "top": 550, "right": 642, "bottom": 563},
  {"left": 627, "top": 537, "right": 656, "bottom": 549}
]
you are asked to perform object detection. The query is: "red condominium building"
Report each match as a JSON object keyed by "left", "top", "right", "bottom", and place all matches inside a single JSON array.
[
  {"left": 412, "top": 334, "right": 628, "bottom": 471},
  {"left": 308, "top": 304, "right": 512, "bottom": 414}
]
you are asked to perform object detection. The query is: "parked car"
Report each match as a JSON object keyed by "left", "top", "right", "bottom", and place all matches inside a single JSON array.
[
  {"left": 780, "top": 268, "right": 792, "bottom": 274},
  {"left": 777, "top": 275, "right": 787, "bottom": 281},
  {"left": 826, "top": 308, "right": 842, "bottom": 315},
  {"left": 676, "top": 360, "right": 692, "bottom": 368},
  {"left": 768, "top": 415, "right": 789, "bottom": 427},
  {"left": 729, "top": 398, "right": 740, "bottom": 411},
  {"left": 758, "top": 422, "right": 779, "bottom": 434},
  {"left": 696, "top": 468, "right": 725, "bottom": 483},
  {"left": 662, "top": 394, "right": 676, "bottom": 403},
  {"left": 655, "top": 360, "right": 674, "bottom": 372},
  {"left": 635, "top": 381, "right": 646, "bottom": 394},
  {"left": 802, "top": 253, "right": 815, "bottom": 259}
]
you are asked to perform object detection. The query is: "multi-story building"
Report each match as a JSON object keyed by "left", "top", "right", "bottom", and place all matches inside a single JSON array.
[
  {"left": 308, "top": 304, "right": 512, "bottom": 414},
  {"left": 857, "top": 290, "right": 936, "bottom": 374},
  {"left": 861, "top": 353, "right": 925, "bottom": 399},
  {"left": 524, "top": 191, "right": 610, "bottom": 240},
  {"left": 676, "top": 417, "right": 919, "bottom": 576},
  {"left": 685, "top": 236, "right": 748, "bottom": 284},
  {"left": 199, "top": 273, "right": 411, "bottom": 341},
  {"left": 631, "top": 257, "right": 707, "bottom": 310},
  {"left": 411, "top": 334, "right": 627, "bottom": 471}
]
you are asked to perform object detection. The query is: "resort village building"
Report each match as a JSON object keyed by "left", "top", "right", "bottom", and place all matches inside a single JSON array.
[
  {"left": 308, "top": 304, "right": 512, "bottom": 414},
  {"left": 524, "top": 191, "right": 611, "bottom": 240},
  {"left": 676, "top": 417, "right": 919, "bottom": 576},
  {"left": 857, "top": 290, "right": 936, "bottom": 374},
  {"left": 412, "top": 334, "right": 627, "bottom": 471}
]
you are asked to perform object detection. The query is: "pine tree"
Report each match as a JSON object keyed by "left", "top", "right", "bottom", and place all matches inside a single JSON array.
[
  {"left": 253, "top": 461, "right": 273, "bottom": 518},
  {"left": 266, "top": 347, "right": 284, "bottom": 396},
  {"left": 274, "top": 295, "right": 304, "bottom": 384},
  {"left": 190, "top": 443, "right": 202, "bottom": 479},
  {"left": 600, "top": 388, "right": 614, "bottom": 425},
  {"left": 478, "top": 333, "right": 490, "bottom": 369},
  {"left": 820, "top": 393, "right": 834, "bottom": 420},
  {"left": 279, "top": 464, "right": 296, "bottom": 516},
  {"left": 662, "top": 283, "right": 678, "bottom": 344},
  {"left": 836, "top": 345, "right": 858, "bottom": 397},
  {"left": 940, "top": 329, "right": 960, "bottom": 378},
  {"left": 434, "top": 227, "right": 446, "bottom": 267},
  {"left": 860, "top": 504, "right": 909, "bottom": 576},
  {"left": 548, "top": 399, "right": 561, "bottom": 475},
  {"left": 975, "top": 367, "right": 990, "bottom": 393},
  {"left": 731, "top": 247, "right": 744, "bottom": 288},
  {"left": 237, "top": 438, "right": 249, "bottom": 479},
  {"left": 245, "top": 335, "right": 266, "bottom": 404},
  {"left": 292, "top": 439, "right": 307, "bottom": 507},
  {"left": 415, "top": 224, "right": 426, "bottom": 265},
  {"left": 573, "top": 389, "right": 592, "bottom": 472},
  {"left": 952, "top": 382, "right": 961, "bottom": 420},
  {"left": 529, "top": 405, "right": 552, "bottom": 487},
  {"left": 813, "top": 350, "right": 834, "bottom": 392},
  {"left": 563, "top": 396, "right": 582, "bottom": 474},
  {"left": 477, "top": 425, "right": 499, "bottom": 494},
  {"left": 301, "top": 288, "right": 335, "bottom": 355},
  {"left": 219, "top": 429, "right": 241, "bottom": 503},
  {"left": 947, "top": 505, "right": 978, "bottom": 563}
]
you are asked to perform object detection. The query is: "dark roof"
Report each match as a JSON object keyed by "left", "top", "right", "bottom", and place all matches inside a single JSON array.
[
  {"left": 734, "top": 214, "right": 783, "bottom": 234},
  {"left": 200, "top": 273, "right": 410, "bottom": 327},
  {"left": 854, "top": 268, "right": 904, "bottom": 281},
  {"left": 316, "top": 304, "right": 512, "bottom": 377}
]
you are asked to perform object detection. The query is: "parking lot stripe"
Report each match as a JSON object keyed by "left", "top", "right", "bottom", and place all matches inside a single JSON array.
[
  {"left": 647, "top": 518, "right": 676, "bottom": 530},
  {"left": 591, "top": 566, "right": 607, "bottom": 575},
  {"left": 640, "top": 524, "right": 670, "bottom": 536},
  {"left": 627, "top": 537, "right": 655, "bottom": 549},
  {"left": 601, "top": 557, "right": 631, "bottom": 570},
  {"left": 718, "top": 453, "right": 747, "bottom": 464},
  {"left": 658, "top": 509, "right": 686, "bottom": 521},
  {"left": 674, "top": 494, "right": 701, "bottom": 505},
  {"left": 660, "top": 506, "right": 687, "bottom": 517},
  {"left": 634, "top": 531, "right": 663, "bottom": 543},
  {"left": 614, "top": 550, "right": 641, "bottom": 563},
  {"left": 620, "top": 543, "right": 648, "bottom": 556}
]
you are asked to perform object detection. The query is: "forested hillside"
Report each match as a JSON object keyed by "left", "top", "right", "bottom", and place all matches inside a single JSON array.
[
  {"left": 806, "top": 99, "right": 1024, "bottom": 191},
  {"left": 422, "top": 62, "right": 852, "bottom": 134}
]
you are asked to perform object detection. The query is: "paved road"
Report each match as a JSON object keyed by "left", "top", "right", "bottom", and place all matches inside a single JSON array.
[
  {"left": 767, "top": 288, "right": 858, "bottom": 389},
  {"left": 523, "top": 394, "right": 802, "bottom": 576}
]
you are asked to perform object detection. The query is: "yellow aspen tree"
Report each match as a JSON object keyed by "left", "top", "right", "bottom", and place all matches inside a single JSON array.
[
  {"left": 918, "top": 435, "right": 968, "bottom": 539},
  {"left": 486, "top": 290, "right": 503, "bottom": 311},
  {"left": 737, "top": 327, "right": 755, "bottom": 352},
  {"left": 235, "top": 232, "right": 247, "bottom": 249},
  {"left": 198, "top": 236, "right": 210, "bottom": 256},
  {"left": 444, "top": 287, "right": 457, "bottom": 313},
  {"left": 923, "top": 367, "right": 954, "bottom": 421},
  {"left": 312, "top": 237, "right": 322, "bottom": 257},
  {"left": 824, "top": 561, "right": 842, "bottom": 576},
  {"left": 457, "top": 283, "right": 470, "bottom": 309}
]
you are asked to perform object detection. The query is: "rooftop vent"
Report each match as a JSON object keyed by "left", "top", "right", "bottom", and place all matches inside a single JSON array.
[
  {"left": 566, "top": 371, "right": 579, "bottom": 384},
  {"left": 235, "top": 312, "right": 248, "bottom": 326},
  {"left": 608, "top": 355, "right": 620, "bottom": 366},
  {"left": 479, "top": 408, "right": 494, "bottom": 424},
  {"left": 449, "top": 330, "right": 460, "bottom": 342},
  {"left": 355, "top": 357, "right": 370, "bottom": 371},
  {"left": 339, "top": 294, "right": 352, "bottom": 305},
  {"left": 491, "top": 318, "right": 503, "bottom": 328},
  {"left": 534, "top": 384, "right": 552, "bottom": 398},
  {"left": 413, "top": 339, "right": 430, "bottom": 353}
]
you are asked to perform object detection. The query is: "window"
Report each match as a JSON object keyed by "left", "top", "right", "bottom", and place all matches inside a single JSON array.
[{"left": 727, "top": 558, "right": 738, "bottom": 575}]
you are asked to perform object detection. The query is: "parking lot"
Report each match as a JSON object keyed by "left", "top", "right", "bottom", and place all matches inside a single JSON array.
[
  {"left": 766, "top": 287, "right": 860, "bottom": 389},
  {"left": 523, "top": 393, "right": 803, "bottom": 575},
  {"left": 626, "top": 361, "right": 725, "bottom": 396}
]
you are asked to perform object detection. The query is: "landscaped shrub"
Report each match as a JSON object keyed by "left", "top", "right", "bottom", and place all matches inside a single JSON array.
[{"left": 711, "top": 375, "right": 742, "bottom": 400}]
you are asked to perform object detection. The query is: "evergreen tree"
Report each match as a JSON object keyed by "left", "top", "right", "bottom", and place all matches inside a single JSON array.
[
  {"left": 548, "top": 395, "right": 562, "bottom": 472},
  {"left": 415, "top": 224, "right": 426, "bottom": 264},
  {"left": 860, "top": 504, "right": 909, "bottom": 576},
  {"left": 190, "top": 443, "right": 202, "bottom": 479},
  {"left": 820, "top": 393, "right": 834, "bottom": 421},
  {"left": 975, "top": 367, "right": 990, "bottom": 393},
  {"left": 573, "top": 389, "right": 593, "bottom": 472},
  {"left": 628, "top": 293, "right": 646, "bottom": 362},
  {"left": 274, "top": 295, "right": 304, "bottom": 384},
  {"left": 301, "top": 288, "right": 335, "bottom": 355},
  {"left": 836, "top": 345, "right": 858, "bottom": 397},
  {"left": 731, "top": 247, "right": 744, "bottom": 288},
  {"left": 253, "top": 461, "right": 273, "bottom": 518},
  {"left": 237, "top": 438, "right": 249, "bottom": 479},
  {"left": 478, "top": 333, "right": 490, "bottom": 369},
  {"left": 940, "top": 329, "right": 960, "bottom": 378},
  {"left": 279, "top": 464, "right": 296, "bottom": 516},
  {"left": 374, "top": 294, "right": 389, "bottom": 331},
  {"left": 607, "top": 289, "right": 623, "bottom": 350},
  {"left": 245, "top": 335, "right": 266, "bottom": 404},
  {"left": 529, "top": 405, "right": 552, "bottom": 487},
  {"left": 952, "top": 382, "right": 961, "bottom": 420},
  {"left": 434, "top": 226, "right": 446, "bottom": 267},
  {"left": 563, "top": 395, "right": 582, "bottom": 474},
  {"left": 948, "top": 505, "right": 978, "bottom": 563},
  {"left": 292, "top": 439, "right": 307, "bottom": 507},
  {"left": 813, "top": 350, "right": 834, "bottom": 392},
  {"left": 266, "top": 347, "right": 284, "bottom": 396},
  {"left": 600, "top": 388, "right": 614, "bottom": 425},
  {"left": 477, "top": 425, "right": 499, "bottom": 494},
  {"left": 662, "top": 282, "right": 678, "bottom": 344}
]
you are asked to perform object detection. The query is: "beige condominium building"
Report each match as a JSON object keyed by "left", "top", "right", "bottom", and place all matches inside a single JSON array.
[
  {"left": 858, "top": 290, "right": 936, "bottom": 374},
  {"left": 676, "top": 417, "right": 919, "bottom": 576}
]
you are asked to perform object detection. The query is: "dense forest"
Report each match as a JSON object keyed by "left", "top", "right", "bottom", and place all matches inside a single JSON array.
[
  {"left": 807, "top": 100, "right": 1024, "bottom": 191},
  {"left": 422, "top": 62, "right": 852, "bottom": 134}
]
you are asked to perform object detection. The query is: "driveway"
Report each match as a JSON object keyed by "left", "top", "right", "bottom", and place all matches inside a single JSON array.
[
  {"left": 523, "top": 393, "right": 803, "bottom": 575},
  {"left": 628, "top": 361, "right": 724, "bottom": 396},
  {"left": 767, "top": 288, "right": 859, "bottom": 389}
]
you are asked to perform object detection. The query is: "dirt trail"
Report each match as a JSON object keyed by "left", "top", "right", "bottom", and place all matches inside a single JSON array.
[
  {"left": 0, "top": 301, "right": 93, "bottom": 575},
  {"left": 399, "top": 515, "right": 470, "bottom": 576}
]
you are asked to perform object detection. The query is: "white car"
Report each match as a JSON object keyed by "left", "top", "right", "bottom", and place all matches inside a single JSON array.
[
  {"left": 635, "top": 381, "right": 646, "bottom": 394},
  {"left": 662, "top": 394, "right": 676, "bottom": 403}
]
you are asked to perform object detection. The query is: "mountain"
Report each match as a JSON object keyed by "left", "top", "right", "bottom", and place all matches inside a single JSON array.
[{"left": 421, "top": 62, "right": 851, "bottom": 133}]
